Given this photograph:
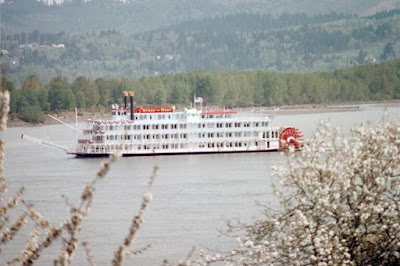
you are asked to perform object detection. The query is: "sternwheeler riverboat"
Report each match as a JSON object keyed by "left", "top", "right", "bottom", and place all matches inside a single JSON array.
[{"left": 67, "top": 92, "right": 304, "bottom": 157}]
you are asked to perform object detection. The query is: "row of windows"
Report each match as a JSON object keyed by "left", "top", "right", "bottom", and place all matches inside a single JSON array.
[
  {"left": 91, "top": 129, "right": 281, "bottom": 142},
  {"left": 92, "top": 133, "right": 189, "bottom": 142},
  {"left": 93, "top": 121, "right": 271, "bottom": 132},
  {"left": 91, "top": 130, "right": 278, "bottom": 142},
  {"left": 199, "top": 141, "right": 270, "bottom": 148},
  {"left": 198, "top": 121, "right": 268, "bottom": 129},
  {"left": 262, "top": 131, "right": 279, "bottom": 139},
  {"left": 84, "top": 140, "right": 272, "bottom": 153},
  {"left": 93, "top": 123, "right": 188, "bottom": 131},
  {"left": 125, "top": 124, "right": 185, "bottom": 130},
  {"left": 198, "top": 132, "right": 258, "bottom": 138},
  {"left": 86, "top": 143, "right": 190, "bottom": 153},
  {"left": 112, "top": 112, "right": 188, "bottom": 121},
  {"left": 135, "top": 114, "right": 187, "bottom": 120}
]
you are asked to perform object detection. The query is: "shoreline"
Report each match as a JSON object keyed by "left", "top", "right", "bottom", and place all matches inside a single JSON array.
[{"left": 6, "top": 101, "right": 399, "bottom": 128}]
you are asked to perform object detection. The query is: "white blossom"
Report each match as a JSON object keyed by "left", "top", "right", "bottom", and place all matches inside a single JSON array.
[{"left": 199, "top": 118, "right": 400, "bottom": 265}]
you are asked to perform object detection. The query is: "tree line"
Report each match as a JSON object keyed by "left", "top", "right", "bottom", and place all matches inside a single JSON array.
[{"left": 4, "top": 60, "right": 400, "bottom": 122}]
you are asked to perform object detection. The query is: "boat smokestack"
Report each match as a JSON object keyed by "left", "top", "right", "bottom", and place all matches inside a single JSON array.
[
  {"left": 129, "top": 91, "right": 135, "bottom": 120},
  {"left": 123, "top": 91, "right": 128, "bottom": 109}
]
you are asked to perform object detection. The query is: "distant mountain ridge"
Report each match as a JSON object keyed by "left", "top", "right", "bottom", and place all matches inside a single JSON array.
[
  {"left": 2, "top": 9, "right": 399, "bottom": 86},
  {"left": 1, "top": 0, "right": 400, "bottom": 35}
]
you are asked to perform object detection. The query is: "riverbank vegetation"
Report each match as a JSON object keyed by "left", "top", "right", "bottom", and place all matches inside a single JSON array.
[{"left": 5, "top": 59, "right": 400, "bottom": 123}]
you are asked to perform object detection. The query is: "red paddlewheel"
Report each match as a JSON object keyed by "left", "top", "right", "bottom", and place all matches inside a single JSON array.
[{"left": 279, "top": 127, "right": 304, "bottom": 150}]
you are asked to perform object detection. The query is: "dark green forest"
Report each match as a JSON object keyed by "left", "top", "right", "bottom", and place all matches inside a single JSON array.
[
  {"left": 5, "top": 60, "right": 400, "bottom": 122},
  {"left": 1, "top": 10, "right": 399, "bottom": 86},
  {"left": 2, "top": 0, "right": 395, "bottom": 35}
]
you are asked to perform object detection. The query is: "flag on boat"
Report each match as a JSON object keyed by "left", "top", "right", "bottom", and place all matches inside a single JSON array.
[{"left": 194, "top": 96, "right": 203, "bottom": 104}]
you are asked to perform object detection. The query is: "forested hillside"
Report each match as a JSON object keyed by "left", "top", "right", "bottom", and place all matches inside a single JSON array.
[
  {"left": 2, "top": 0, "right": 398, "bottom": 35},
  {"left": 5, "top": 60, "right": 400, "bottom": 122},
  {"left": 1, "top": 10, "right": 399, "bottom": 86}
]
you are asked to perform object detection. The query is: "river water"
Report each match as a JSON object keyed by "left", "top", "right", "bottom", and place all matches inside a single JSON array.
[{"left": 1, "top": 103, "right": 399, "bottom": 265}]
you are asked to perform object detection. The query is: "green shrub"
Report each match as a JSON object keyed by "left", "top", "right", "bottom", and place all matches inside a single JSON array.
[{"left": 20, "top": 105, "right": 45, "bottom": 123}]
